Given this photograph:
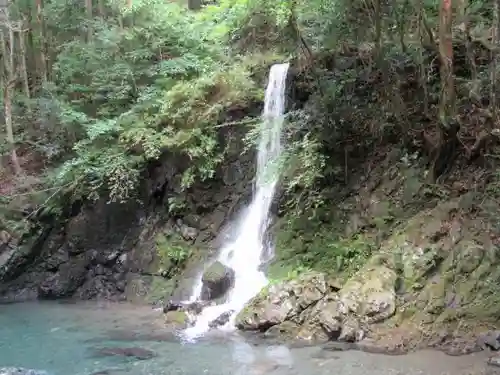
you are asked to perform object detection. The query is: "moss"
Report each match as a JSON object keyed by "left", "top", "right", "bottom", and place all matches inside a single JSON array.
[
  {"left": 145, "top": 276, "right": 177, "bottom": 304},
  {"left": 269, "top": 213, "right": 375, "bottom": 281},
  {"left": 165, "top": 310, "right": 189, "bottom": 325},
  {"left": 202, "top": 261, "right": 228, "bottom": 283}
]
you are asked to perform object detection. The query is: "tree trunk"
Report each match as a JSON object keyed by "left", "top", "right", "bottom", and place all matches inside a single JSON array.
[
  {"left": 19, "top": 29, "right": 31, "bottom": 107},
  {"left": 4, "top": 80, "right": 21, "bottom": 176},
  {"left": 98, "top": 0, "right": 106, "bottom": 17},
  {"left": 438, "top": 0, "right": 455, "bottom": 128},
  {"left": 35, "top": 0, "right": 48, "bottom": 83},
  {"left": 373, "top": 0, "right": 382, "bottom": 61},
  {"left": 1, "top": 25, "right": 22, "bottom": 176},
  {"left": 417, "top": 0, "right": 430, "bottom": 116},
  {"left": 459, "top": 0, "right": 477, "bottom": 92},
  {"left": 491, "top": 0, "right": 500, "bottom": 119},
  {"left": 431, "top": 0, "right": 458, "bottom": 181},
  {"left": 86, "top": 0, "right": 93, "bottom": 42}
]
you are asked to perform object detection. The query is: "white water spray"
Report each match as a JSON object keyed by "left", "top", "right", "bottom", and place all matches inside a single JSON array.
[{"left": 182, "top": 63, "right": 290, "bottom": 340}]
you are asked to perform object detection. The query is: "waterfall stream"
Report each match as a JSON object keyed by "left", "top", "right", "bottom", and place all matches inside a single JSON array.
[{"left": 182, "top": 63, "right": 290, "bottom": 340}]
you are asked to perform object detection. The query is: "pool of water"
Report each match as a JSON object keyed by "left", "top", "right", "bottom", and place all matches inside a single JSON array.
[{"left": 0, "top": 301, "right": 490, "bottom": 375}]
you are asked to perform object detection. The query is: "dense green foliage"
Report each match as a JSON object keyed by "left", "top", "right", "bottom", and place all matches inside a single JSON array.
[{"left": 1, "top": 0, "right": 500, "bottom": 274}]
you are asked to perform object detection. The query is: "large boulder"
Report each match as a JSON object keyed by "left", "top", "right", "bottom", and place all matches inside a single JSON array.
[
  {"left": 235, "top": 272, "right": 333, "bottom": 331},
  {"left": 309, "top": 263, "right": 396, "bottom": 341},
  {"left": 200, "top": 261, "right": 235, "bottom": 300},
  {"left": 337, "top": 263, "right": 397, "bottom": 324}
]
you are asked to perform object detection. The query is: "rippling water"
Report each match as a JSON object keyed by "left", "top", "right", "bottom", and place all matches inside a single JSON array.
[{"left": 0, "top": 302, "right": 490, "bottom": 375}]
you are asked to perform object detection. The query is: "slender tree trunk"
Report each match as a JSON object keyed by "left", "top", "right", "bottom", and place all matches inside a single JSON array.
[
  {"left": 491, "top": 0, "right": 500, "bottom": 119},
  {"left": 86, "top": 0, "right": 93, "bottom": 42},
  {"left": 460, "top": 0, "right": 477, "bottom": 85},
  {"left": 373, "top": 0, "right": 382, "bottom": 61},
  {"left": 1, "top": 24, "right": 22, "bottom": 176},
  {"left": 438, "top": 0, "right": 455, "bottom": 128},
  {"left": 417, "top": 0, "right": 429, "bottom": 115},
  {"left": 4, "top": 80, "right": 21, "bottom": 175},
  {"left": 98, "top": 0, "right": 106, "bottom": 17},
  {"left": 19, "top": 29, "right": 31, "bottom": 107},
  {"left": 429, "top": 0, "right": 459, "bottom": 182},
  {"left": 35, "top": 0, "right": 48, "bottom": 83},
  {"left": 397, "top": 0, "right": 409, "bottom": 53}
]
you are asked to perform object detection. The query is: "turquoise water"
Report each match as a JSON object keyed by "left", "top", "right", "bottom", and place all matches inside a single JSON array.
[{"left": 0, "top": 301, "right": 490, "bottom": 375}]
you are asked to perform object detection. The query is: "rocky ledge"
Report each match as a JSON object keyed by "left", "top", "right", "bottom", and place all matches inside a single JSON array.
[
  {"left": 235, "top": 257, "right": 500, "bottom": 357},
  {"left": 235, "top": 266, "right": 395, "bottom": 345}
]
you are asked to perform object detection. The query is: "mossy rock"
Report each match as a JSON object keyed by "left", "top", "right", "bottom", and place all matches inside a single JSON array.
[
  {"left": 235, "top": 272, "right": 330, "bottom": 331},
  {"left": 339, "top": 264, "right": 397, "bottom": 323},
  {"left": 165, "top": 310, "right": 189, "bottom": 327},
  {"left": 201, "top": 261, "right": 235, "bottom": 300},
  {"left": 202, "top": 261, "right": 229, "bottom": 283}
]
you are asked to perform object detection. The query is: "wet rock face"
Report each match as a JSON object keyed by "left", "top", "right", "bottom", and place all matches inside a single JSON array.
[
  {"left": 200, "top": 261, "right": 235, "bottom": 300},
  {"left": 209, "top": 310, "right": 234, "bottom": 328},
  {"left": 0, "top": 197, "right": 144, "bottom": 303},
  {"left": 1, "top": 120, "right": 256, "bottom": 304},
  {"left": 236, "top": 269, "right": 396, "bottom": 345},
  {"left": 37, "top": 256, "right": 89, "bottom": 299}
]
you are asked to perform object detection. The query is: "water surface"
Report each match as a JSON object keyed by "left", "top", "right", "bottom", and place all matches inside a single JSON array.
[{"left": 0, "top": 302, "right": 490, "bottom": 375}]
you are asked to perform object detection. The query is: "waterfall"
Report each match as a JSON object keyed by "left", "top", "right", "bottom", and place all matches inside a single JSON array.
[{"left": 182, "top": 63, "right": 290, "bottom": 340}]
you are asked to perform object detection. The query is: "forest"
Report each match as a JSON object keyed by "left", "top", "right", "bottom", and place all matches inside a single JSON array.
[{"left": 0, "top": 0, "right": 499, "bottom": 247}]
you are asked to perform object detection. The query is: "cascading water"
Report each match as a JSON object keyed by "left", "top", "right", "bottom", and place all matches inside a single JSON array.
[{"left": 182, "top": 63, "right": 290, "bottom": 340}]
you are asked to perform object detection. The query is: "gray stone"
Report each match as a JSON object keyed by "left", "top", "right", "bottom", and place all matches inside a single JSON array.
[
  {"left": 339, "top": 316, "right": 364, "bottom": 342},
  {"left": 488, "top": 356, "right": 500, "bottom": 368},
  {"left": 201, "top": 261, "right": 235, "bottom": 300},
  {"left": 209, "top": 310, "right": 234, "bottom": 328},
  {"left": 478, "top": 331, "right": 500, "bottom": 351},
  {"left": 235, "top": 272, "right": 330, "bottom": 331},
  {"left": 175, "top": 220, "right": 198, "bottom": 241}
]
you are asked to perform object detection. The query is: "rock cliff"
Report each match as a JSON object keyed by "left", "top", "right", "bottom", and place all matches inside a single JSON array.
[{"left": 0, "top": 113, "right": 258, "bottom": 304}]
